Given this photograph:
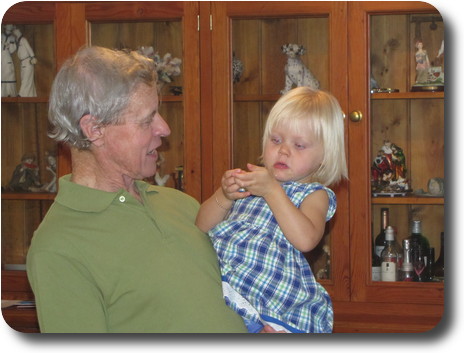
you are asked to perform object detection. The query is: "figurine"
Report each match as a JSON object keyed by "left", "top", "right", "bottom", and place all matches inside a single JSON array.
[
  {"left": 169, "top": 86, "right": 182, "bottom": 96},
  {"left": 428, "top": 39, "right": 445, "bottom": 85},
  {"left": 371, "top": 140, "right": 409, "bottom": 195},
  {"left": 413, "top": 177, "right": 444, "bottom": 197},
  {"left": 427, "top": 177, "right": 444, "bottom": 196},
  {"left": 154, "top": 153, "right": 170, "bottom": 186},
  {"left": 7, "top": 153, "right": 42, "bottom": 192},
  {"left": 42, "top": 151, "right": 57, "bottom": 192},
  {"left": 436, "top": 39, "right": 444, "bottom": 65},
  {"left": 232, "top": 52, "right": 243, "bottom": 84},
  {"left": 281, "top": 43, "right": 319, "bottom": 94},
  {"left": 1, "top": 24, "right": 17, "bottom": 97},
  {"left": 370, "top": 73, "right": 380, "bottom": 92},
  {"left": 137, "top": 46, "right": 181, "bottom": 90},
  {"left": 414, "top": 40, "right": 430, "bottom": 85},
  {"left": 13, "top": 27, "right": 37, "bottom": 97},
  {"left": 391, "top": 143, "right": 406, "bottom": 180},
  {"left": 315, "top": 245, "right": 331, "bottom": 280}
]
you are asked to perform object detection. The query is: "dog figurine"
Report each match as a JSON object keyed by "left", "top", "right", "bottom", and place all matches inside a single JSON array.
[{"left": 281, "top": 44, "right": 319, "bottom": 94}]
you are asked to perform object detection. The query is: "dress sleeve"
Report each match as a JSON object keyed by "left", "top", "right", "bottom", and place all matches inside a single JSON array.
[
  {"left": 294, "top": 183, "right": 337, "bottom": 222},
  {"left": 27, "top": 250, "right": 107, "bottom": 333},
  {"left": 323, "top": 186, "right": 337, "bottom": 221}
]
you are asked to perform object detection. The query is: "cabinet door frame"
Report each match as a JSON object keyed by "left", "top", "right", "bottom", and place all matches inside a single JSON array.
[
  {"left": 348, "top": 1, "right": 444, "bottom": 305},
  {"left": 209, "top": 1, "right": 350, "bottom": 302}
]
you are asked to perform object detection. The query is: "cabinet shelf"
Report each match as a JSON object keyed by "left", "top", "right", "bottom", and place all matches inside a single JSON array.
[
  {"left": 234, "top": 94, "right": 280, "bottom": 102},
  {"left": 1, "top": 97, "right": 49, "bottom": 103},
  {"left": 371, "top": 281, "right": 444, "bottom": 288},
  {"left": 1, "top": 192, "right": 56, "bottom": 200},
  {"left": 372, "top": 196, "right": 444, "bottom": 205},
  {"left": 371, "top": 92, "right": 444, "bottom": 100},
  {"left": 159, "top": 95, "right": 183, "bottom": 102}
]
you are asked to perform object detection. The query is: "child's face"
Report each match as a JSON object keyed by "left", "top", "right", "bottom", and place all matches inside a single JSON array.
[{"left": 262, "top": 124, "right": 323, "bottom": 183}]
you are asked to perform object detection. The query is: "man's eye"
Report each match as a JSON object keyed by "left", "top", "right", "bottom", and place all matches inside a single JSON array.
[{"left": 141, "top": 118, "right": 153, "bottom": 126}]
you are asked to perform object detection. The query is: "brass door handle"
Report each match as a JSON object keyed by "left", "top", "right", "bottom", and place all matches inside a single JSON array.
[{"left": 349, "top": 110, "right": 363, "bottom": 122}]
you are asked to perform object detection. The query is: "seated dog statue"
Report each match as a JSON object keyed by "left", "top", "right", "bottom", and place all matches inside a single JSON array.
[{"left": 281, "top": 44, "right": 319, "bottom": 94}]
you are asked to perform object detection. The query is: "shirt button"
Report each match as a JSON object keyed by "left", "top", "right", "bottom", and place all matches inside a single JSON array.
[{"left": 119, "top": 196, "right": 126, "bottom": 203}]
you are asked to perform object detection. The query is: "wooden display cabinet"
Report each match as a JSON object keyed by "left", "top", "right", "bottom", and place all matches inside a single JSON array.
[
  {"left": 210, "top": 1, "right": 444, "bottom": 332},
  {"left": 345, "top": 1, "right": 444, "bottom": 331},
  {"left": 1, "top": 1, "right": 65, "bottom": 333},
  {"left": 2, "top": 1, "right": 445, "bottom": 333}
]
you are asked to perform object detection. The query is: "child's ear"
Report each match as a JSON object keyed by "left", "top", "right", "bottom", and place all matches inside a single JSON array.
[{"left": 80, "top": 114, "right": 105, "bottom": 147}]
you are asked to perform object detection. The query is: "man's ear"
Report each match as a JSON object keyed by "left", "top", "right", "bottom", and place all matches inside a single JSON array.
[{"left": 80, "top": 114, "right": 104, "bottom": 147}]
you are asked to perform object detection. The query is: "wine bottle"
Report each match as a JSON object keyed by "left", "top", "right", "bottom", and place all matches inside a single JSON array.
[
  {"left": 432, "top": 232, "right": 444, "bottom": 280},
  {"left": 408, "top": 220, "right": 430, "bottom": 282},
  {"left": 409, "top": 220, "right": 430, "bottom": 250},
  {"left": 375, "top": 208, "right": 389, "bottom": 258},
  {"left": 399, "top": 239, "right": 414, "bottom": 281},
  {"left": 372, "top": 237, "right": 382, "bottom": 281},
  {"left": 380, "top": 226, "right": 399, "bottom": 282}
]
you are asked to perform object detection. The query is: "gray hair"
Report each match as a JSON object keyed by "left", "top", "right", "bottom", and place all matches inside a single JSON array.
[{"left": 48, "top": 46, "right": 158, "bottom": 149}]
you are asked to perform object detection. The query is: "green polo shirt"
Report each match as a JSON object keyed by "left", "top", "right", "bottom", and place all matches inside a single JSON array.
[{"left": 26, "top": 175, "right": 247, "bottom": 333}]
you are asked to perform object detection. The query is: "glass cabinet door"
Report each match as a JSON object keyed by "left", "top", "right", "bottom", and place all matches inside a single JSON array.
[
  {"left": 84, "top": 2, "right": 201, "bottom": 200},
  {"left": 210, "top": 2, "right": 350, "bottom": 301},
  {"left": 1, "top": 3, "right": 57, "bottom": 272},
  {"left": 348, "top": 1, "right": 444, "bottom": 306}
]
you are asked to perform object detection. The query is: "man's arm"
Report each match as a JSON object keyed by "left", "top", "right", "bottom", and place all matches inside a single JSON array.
[{"left": 27, "top": 251, "right": 107, "bottom": 333}]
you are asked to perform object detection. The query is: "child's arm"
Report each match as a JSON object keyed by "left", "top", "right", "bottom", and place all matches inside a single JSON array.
[
  {"left": 265, "top": 187, "right": 328, "bottom": 252},
  {"left": 234, "top": 163, "right": 328, "bottom": 252},
  {"left": 195, "top": 169, "right": 250, "bottom": 233}
]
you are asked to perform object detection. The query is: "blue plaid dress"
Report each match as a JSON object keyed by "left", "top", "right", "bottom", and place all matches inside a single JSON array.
[{"left": 208, "top": 181, "right": 335, "bottom": 333}]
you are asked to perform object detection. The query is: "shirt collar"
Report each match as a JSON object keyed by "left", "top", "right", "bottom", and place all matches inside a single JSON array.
[{"left": 55, "top": 174, "right": 158, "bottom": 212}]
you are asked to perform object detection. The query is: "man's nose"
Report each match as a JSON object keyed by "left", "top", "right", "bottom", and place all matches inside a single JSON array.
[{"left": 153, "top": 113, "right": 171, "bottom": 137}]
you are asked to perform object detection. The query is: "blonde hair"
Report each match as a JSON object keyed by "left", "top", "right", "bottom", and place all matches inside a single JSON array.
[{"left": 262, "top": 87, "right": 347, "bottom": 186}]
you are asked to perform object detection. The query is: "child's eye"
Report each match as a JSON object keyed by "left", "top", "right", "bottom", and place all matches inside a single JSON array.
[
  {"left": 271, "top": 137, "right": 281, "bottom": 144},
  {"left": 295, "top": 143, "right": 306, "bottom": 149}
]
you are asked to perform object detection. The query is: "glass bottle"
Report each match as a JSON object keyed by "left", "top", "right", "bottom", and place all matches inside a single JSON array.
[
  {"left": 391, "top": 228, "right": 403, "bottom": 269},
  {"left": 408, "top": 220, "right": 430, "bottom": 251},
  {"left": 432, "top": 232, "right": 445, "bottom": 280},
  {"left": 374, "top": 208, "right": 389, "bottom": 258},
  {"left": 372, "top": 237, "right": 382, "bottom": 281},
  {"left": 380, "top": 226, "right": 399, "bottom": 282},
  {"left": 399, "top": 239, "right": 414, "bottom": 281},
  {"left": 408, "top": 220, "right": 430, "bottom": 282}
]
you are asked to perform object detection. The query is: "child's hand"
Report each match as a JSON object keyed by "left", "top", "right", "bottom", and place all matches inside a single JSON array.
[
  {"left": 233, "top": 163, "right": 280, "bottom": 198},
  {"left": 221, "top": 168, "right": 251, "bottom": 200}
]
